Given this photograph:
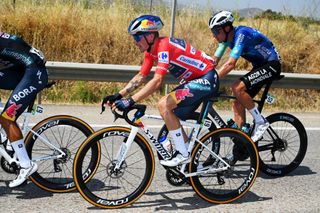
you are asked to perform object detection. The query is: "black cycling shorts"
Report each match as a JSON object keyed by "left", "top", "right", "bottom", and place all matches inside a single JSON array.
[
  {"left": 170, "top": 70, "right": 219, "bottom": 121},
  {"left": 240, "top": 60, "right": 281, "bottom": 97},
  {"left": 0, "top": 65, "right": 48, "bottom": 121}
]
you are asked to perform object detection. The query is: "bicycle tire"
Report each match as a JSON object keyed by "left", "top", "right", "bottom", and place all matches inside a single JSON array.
[
  {"left": 189, "top": 128, "right": 259, "bottom": 203},
  {"left": 73, "top": 126, "right": 155, "bottom": 209},
  {"left": 258, "top": 112, "right": 308, "bottom": 176},
  {"left": 24, "top": 115, "right": 99, "bottom": 193}
]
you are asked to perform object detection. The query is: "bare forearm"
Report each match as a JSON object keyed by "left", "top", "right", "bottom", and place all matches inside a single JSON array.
[
  {"left": 217, "top": 57, "right": 237, "bottom": 78},
  {"left": 119, "top": 73, "right": 146, "bottom": 96},
  {"left": 132, "top": 76, "right": 163, "bottom": 102},
  {"left": 218, "top": 63, "right": 234, "bottom": 78}
]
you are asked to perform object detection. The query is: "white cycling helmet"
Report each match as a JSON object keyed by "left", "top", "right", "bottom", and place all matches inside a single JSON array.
[{"left": 208, "top": 10, "right": 234, "bottom": 29}]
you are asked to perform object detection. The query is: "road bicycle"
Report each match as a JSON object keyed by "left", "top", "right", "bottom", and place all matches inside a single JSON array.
[
  {"left": 0, "top": 82, "right": 100, "bottom": 192},
  {"left": 73, "top": 101, "right": 259, "bottom": 209},
  {"left": 158, "top": 74, "right": 308, "bottom": 185}
]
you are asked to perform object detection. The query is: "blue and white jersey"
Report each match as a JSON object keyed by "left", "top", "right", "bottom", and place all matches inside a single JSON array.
[{"left": 214, "top": 26, "right": 281, "bottom": 68}]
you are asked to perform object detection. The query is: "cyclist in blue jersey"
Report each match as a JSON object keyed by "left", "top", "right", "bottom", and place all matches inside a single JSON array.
[
  {"left": 208, "top": 11, "right": 281, "bottom": 142},
  {"left": 0, "top": 32, "right": 48, "bottom": 187}
]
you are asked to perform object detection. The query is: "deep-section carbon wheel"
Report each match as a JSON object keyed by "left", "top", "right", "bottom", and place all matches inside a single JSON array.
[
  {"left": 74, "top": 126, "right": 155, "bottom": 209},
  {"left": 189, "top": 128, "right": 259, "bottom": 203},
  {"left": 25, "top": 115, "right": 98, "bottom": 193},
  {"left": 258, "top": 113, "right": 308, "bottom": 176}
]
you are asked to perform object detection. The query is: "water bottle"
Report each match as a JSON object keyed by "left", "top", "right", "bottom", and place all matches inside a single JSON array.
[
  {"left": 159, "top": 136, "right": 172, "bottom": 153},
  {"left": 227, "top": 118, "right": 238, "bottom": 129},
  {"left": 241, "top": 123, "right": 251, "bottom": 135}
]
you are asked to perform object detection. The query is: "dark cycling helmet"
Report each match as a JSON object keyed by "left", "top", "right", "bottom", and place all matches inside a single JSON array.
[
  {"left": 208, "top": 10, "right": 234, "bottom": 29},
  {"left": 128, "top": 15, "right": 164, "bottom": 35}
]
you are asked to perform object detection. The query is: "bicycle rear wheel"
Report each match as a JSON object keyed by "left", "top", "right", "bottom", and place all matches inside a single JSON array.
[
  {"left": 258, "top": 113, "right": 308, "bottom": 176},
  {"left": 24, "top": 115, "right": 98, "bottom": 193},
  {"left": 73, "top": 126, "right": 155, "bottom": 209},
  {"left": 189, "top": 128, "right": 259, "bottom": 203}
]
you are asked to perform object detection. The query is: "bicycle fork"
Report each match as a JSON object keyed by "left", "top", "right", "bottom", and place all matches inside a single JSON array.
[{"left": 113, "top": 126, "right": 139, "bottom": 170}]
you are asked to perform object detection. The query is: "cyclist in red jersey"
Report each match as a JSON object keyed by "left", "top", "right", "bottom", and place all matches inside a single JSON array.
[{"left": 104, "top": 15, "right": 219, "bottom": 167}]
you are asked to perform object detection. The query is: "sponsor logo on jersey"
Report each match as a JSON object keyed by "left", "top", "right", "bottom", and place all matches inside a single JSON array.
[
  {"left": 0, "top": 32, "right": 10, "bottom": 39},
  {"left": 190, "top": 46, "right": 196, "bottom": 55},
  {"left": 177, "top": 55, "right": 207, "bottom": 71},
  {"left": 174, "top": 88, "right": 194, "bottom": 101},
  {"left": 1, "top": 49, "right": 33, "bottom": 66},
  {"left": 190, "top": 78, "right": 211, "bottom": 85},
  {"left": 169, "top": 38, "right": 186, "bottom": 50},
  {"left": 158, "top": 51, "right": 169, "bottom": 63},
  {"left": 236, "top": 33, "right": 245, "bottom": 44},
  {"left": 2, "top": 101, "right": 22, "bottom": 121},
  {"left": 12, "top": 86, "right": 37, "bottom": 101}
]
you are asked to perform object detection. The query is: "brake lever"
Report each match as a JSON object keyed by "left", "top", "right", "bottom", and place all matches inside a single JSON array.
[
  {"left": 112, "top": 110, "right": 121, "bottom": 122},
  {"left": 100, "top": 105, "right": 106, "bottom": 114}
]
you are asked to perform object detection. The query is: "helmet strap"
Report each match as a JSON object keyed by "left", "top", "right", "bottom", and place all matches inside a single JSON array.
[
  {"left": 222, "top": 27, "right": 229, "bottom": 42},
  {"left": 144, "top": 33, "right": 156, "bottom": 52},
  {"left": 222, "top": 25, "right": 233, "bottom": 42}
]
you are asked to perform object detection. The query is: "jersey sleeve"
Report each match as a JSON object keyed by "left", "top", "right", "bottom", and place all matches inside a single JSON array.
[
  {"left": 154, "top": 39, "right": 170, "bottom": 76},
  {"left": 139, "top": 52, "right": 154, "bottom": 76},
  {"left": 230, "top": 33, "right": 246, "bottom": 59},
  {"left": 214, "top": 42, "right": 228, "bottom": 58}
]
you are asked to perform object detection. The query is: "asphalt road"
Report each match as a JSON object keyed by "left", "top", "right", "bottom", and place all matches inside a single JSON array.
[{"left": 0, "top": 105, "right": 319, "bottom": 213}]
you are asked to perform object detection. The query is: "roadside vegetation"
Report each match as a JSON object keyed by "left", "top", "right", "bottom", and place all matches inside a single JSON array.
[{"left": 0, "top": 0, "right": 319, "bottom": 111}]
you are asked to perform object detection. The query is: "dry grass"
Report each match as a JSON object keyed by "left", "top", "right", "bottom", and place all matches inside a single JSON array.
[{"left": 0, "top": 0, "right": 319, "bottom": 111}]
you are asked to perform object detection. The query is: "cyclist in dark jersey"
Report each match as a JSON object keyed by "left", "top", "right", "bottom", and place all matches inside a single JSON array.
[
  {"left": 208, "top": 11, "right": 281, "bottom": 142},
  {"left": 0, "top": 32, "right": 48, "bottom": 187},
  {"left": 104, "top": 15, "right": 219, "bottom": 167}
]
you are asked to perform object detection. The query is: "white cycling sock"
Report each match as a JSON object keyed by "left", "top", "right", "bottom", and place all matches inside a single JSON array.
[
  {"left": 249, "top": 107, "right": 264, "bottom": 124},
  {"left": 169, "top": 128, "right": 188, "bottom": 157},
  {"left": 11, "top": 139, "right": 31, "bottom": 168}
]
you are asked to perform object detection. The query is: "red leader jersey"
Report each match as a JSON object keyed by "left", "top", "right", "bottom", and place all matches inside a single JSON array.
[{"left": 140, "top": 37, "right": 215, "bottom": 82}]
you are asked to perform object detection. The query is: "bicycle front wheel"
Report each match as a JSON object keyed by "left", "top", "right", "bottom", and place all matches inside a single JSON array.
[
  {"left": 258, "top": 113, "right": 308, "bottom": 176},
  {"left": 189, "top": 128, "right": 259, "bottom": 204},
  {"left": 24, "top": 115, "right": 98, "bottom": 193},
  {"left": 73, "top": 126, "right": 155, "bottom": 209}
]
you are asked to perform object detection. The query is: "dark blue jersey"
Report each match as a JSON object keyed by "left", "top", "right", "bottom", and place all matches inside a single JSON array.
[
  {"left": 214, "top": 26, "right": 281, "bottom": 68},
  {"left": 0, "top": 32, "right": 45, "bottom": 69}
]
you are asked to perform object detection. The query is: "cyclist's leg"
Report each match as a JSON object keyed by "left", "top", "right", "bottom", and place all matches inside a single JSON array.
[
  {"left": 0, "top": 66, "right": 48, "bottom": 187},
  {"left": 235, "top": 61, "right": 281, "bottom": 141},
  {"left": 232, "top": 99, "right": 246, "bottom": 128},
  {"left": 0, "top": 66, "right": 24, "bottom": 149},
  {"left": 158, "top": 93, "right": 190, "bottom": 166},
  {"left": 159, "top": 70, "right": 219, "bottom": 166}
]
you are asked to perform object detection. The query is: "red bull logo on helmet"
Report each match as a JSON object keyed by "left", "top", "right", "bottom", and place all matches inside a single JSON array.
[{"left": 140, "top": 19, "right": 158, "bottom": 31}]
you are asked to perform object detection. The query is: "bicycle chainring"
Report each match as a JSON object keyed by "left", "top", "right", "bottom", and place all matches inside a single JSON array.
[
  {"left": 165, "top": 169, "right": 187, "bottom": 186},
  {"left": 1, "top": 156, "right": 19, "bottom": 174}
]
